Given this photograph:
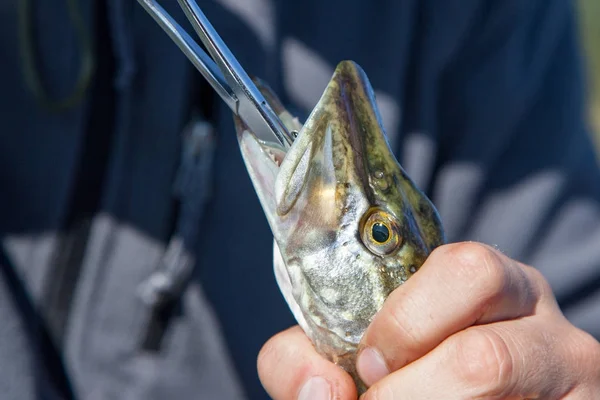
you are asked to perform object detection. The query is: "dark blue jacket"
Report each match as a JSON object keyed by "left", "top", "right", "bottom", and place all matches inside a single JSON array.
[{"left": 1, "top": 1, "right": 599, "bottom": 399}]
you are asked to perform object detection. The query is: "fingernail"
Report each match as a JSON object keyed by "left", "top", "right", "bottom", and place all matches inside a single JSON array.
[
  {"left": 357, "top": 347, "right": 389, "bottom": 386},
  {"left": 298, "top": 376, "right": 331, "bottom": 400}
]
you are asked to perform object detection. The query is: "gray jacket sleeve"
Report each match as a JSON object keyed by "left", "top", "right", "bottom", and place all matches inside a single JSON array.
[{"left": 404, "top": 0, "right": 600, "bottom": 336}]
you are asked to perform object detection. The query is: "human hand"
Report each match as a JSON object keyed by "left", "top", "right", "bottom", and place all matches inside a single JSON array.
[{"left": 257, "top": 242, "right": 600, "bottom": 399}]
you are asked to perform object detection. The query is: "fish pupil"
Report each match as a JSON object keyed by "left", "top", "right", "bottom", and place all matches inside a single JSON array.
[{"left": 372, "top": 223, "right": 390, "bottom": 243}]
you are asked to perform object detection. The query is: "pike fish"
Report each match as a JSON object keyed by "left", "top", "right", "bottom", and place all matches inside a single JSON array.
[
  {"left": 235, "top": 61, "right": 446, "bottom": 392},
  {"left": 135, "top": 0, "right": 445, "bottom": 394}
]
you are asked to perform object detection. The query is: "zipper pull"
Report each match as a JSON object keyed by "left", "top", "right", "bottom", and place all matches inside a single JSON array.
[{"left": 137, "top": 117, "right": 215, "bottom": 351}]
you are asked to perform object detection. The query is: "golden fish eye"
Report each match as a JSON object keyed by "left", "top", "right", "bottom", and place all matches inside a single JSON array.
[{"left": 361, "top": 209, "right": 402, "bottom": 256}]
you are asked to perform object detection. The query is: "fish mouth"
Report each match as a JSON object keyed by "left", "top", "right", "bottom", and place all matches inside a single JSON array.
[
  {"left": 236, "top": 128, "right": 286, "bottom": 227},
  {"left": 235, "top": 93, "right": 298, "bottom": 235},
  {"left": 234, "top": 78, "right": 291, "bottom": 170}
]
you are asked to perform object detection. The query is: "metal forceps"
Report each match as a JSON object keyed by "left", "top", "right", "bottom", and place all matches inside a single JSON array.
[{"left": 137, "top": 0, "right": 295, "bottom": 149}]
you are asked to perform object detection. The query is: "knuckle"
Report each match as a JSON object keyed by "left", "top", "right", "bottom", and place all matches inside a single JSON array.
[
  {"left": 526, "top": 266, "right": 553, "bottom": 300},
  {"left": 590, "top": 340, "right": 600, "bottom": 380},
  {"left": 379, "top": 295, "right": 425, "bottom": 360},
  {"left": 453, "top": 329, "right": 514, "bottom": 393},
  {"left": 386, "top": 297, "right": 422, "bottom": 344},
  {"left": 568, "top": 328, "right": 600, "bottom": 378},
  {"left": 448, "top": 242, "right": 508, "bottom": 302}
]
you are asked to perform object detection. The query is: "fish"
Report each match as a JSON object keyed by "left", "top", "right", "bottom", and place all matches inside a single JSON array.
[{"left": 234, "top": 60, "right": 446, "bottom": 393}]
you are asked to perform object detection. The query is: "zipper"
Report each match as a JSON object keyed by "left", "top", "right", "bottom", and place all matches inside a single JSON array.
[{"left": 138, "top": 115, "right": 216, "bottom": 352}]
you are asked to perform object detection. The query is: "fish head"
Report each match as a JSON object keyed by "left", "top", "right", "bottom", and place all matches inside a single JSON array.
[{"left": 235, "top": 60, "right": 445, "bottom": 386}]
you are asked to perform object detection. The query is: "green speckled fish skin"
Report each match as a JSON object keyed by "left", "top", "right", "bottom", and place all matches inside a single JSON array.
[{"left": 234, "top": 61, "right": 446, "bottom": 393}]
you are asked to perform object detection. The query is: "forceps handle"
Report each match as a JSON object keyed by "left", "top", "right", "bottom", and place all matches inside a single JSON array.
[
  {"left": 139, "top": 0, "right": 295, "bottom": 149},
  {"left": 138, "top": 0, "right": 237, "bottom": 111},
  {"left": 177, "top": 0, "right": 294, "bottom": 148}
]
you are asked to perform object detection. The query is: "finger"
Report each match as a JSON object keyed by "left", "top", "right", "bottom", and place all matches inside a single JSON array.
[
  {"left": 362, "top": 319, "right": 579, "bottom": 400},
  {"left": 257, "top": 326, "right": 357, "bottom": 400},
  {"left": 358, "top": 242, "right": 546, "bottom": 386}
]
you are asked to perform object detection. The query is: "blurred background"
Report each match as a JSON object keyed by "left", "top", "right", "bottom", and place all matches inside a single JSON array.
[
  {"left": 0, "top": 2, "right": 598, "bottom": 400},
  {"left": 578, "top": 0, "right": 600, "bottom": 151}
]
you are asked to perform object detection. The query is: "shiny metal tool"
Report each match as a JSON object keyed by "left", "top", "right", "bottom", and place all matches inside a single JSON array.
[{"left": 137, "top": 0, "right": 295, "bottom": 149}]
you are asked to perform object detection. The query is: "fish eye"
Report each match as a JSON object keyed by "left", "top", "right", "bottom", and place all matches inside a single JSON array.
[
  {"left": 361, "top": 209, "right": 402, "bottom": 256},
  {"left": 371, "top": 223, "right": 390, "bottom": 243}
]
